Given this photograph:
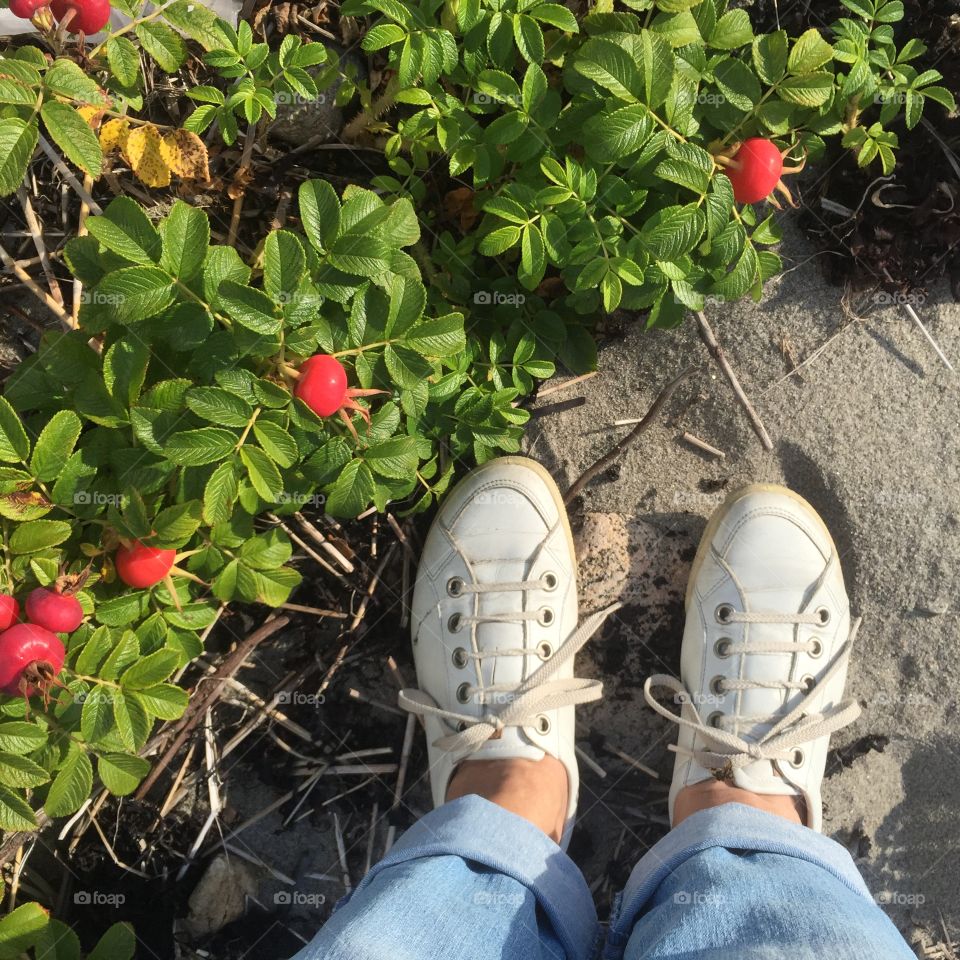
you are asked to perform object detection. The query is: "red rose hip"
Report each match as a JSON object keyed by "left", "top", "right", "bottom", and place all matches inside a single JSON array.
[
  {"left": 295, "top": 354, "right": 348, "bottom": 417},
  {"left": 115, "top": 542, "right": 176, "bottom": 588},
  {"left": 0, "top": 596, "right": 19, "bottom": 631},
  {"left": 10, "top": 0, "right": 51, "bottom": 18},
  {"left": 25, "top": 588, "right": 83, "bottom": 633},
  {"left": 0, "top": 624, "right": 65, "bottom": 697},
  {"left": 726, "top": 138, "right": 784, "bottom": 204},
  {"left": 51, "top": 0, "right": 111, "bottom": 33}
]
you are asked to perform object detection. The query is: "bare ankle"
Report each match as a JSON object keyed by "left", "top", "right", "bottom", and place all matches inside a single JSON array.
[
  {"left": 675, "top": 779, "right": 807, "bottom": 827},
  {"left": 446, "top": 756, "right": 568, "bottom": 843}
]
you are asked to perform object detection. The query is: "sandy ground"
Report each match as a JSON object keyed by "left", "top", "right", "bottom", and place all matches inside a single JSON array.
[{"left": 522, "top": 216, "right": 960, "bottom": 950}]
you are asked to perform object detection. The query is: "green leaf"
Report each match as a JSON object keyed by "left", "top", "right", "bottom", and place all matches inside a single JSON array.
[
  {"left": 478, "top": 225, "right": 521, "bottom": 256},
  {"left": 639, "top": 203, "right": 706, "bottom": 261},
  {"left": 0, "top": 901, "right": 47, "bottom": 953},
  {"left": 40, "top": 102, "right": 102, "bottom": 178},
  {"left": 406, "top": 314, "right": 467, "bottom": 357},
  {"left": 29, "top": 410, "right": 82, "bottom": 483},
  {"left": 328, "top": 234, "right": 393, "bottom": 277},
  {"left": 752, "top": 30, "right": 789, "bottom": 85},
  {"left": 710, "top": 9, "right": 753, "bottom": 49},
  {"left": 264, "top": 230, "right": 306, "bottom": 302},
  {"left": 93, "top": 267, "right": 175, "bottom": 324},
  {"left": 215, "top": 280, "right": 282, "bottom": 335},
  {"left": 152, "top": 500, "right": 202, "bottom": 545},
  {"left": 240, "top": 529, "right": 292, "bottom": 569},
  {"left": 136, "top": 21, "right": 187, "bottom": 72},
  {"left": 185, "top": 387, "right": 253, "bottom": 428},
  {"left": 45, "top": 58, "right": 105, "bottom": 103},
  {"left": 44, "top": 744, "right": 93, "bottom": 817},
  {"left": 81, "top": 688, "right": 116, "bottom": 744},
  {"left": 240, "top": 445, "right": 283, "bottom": 500},
  {"left": 160, "top": 200, "right": 209, "bottom": 280},
  {"left": 365, "top": 436, "right": 420, "bottom": 479},
  {"left": 103, "top": 337, "right": 149, "bottom": 405},
  {"left": 788, "top": 28, "right": 834, "bottom": 74},
  {"left": 165, "top": 428, "right": 238, "bottom": 466},
  {"left": 0, "top": 396, "right": 30, "bottom": 463},
  {"left": 0, "top": 754, "right": 49, "bottom": 789},
  {"left": 584, "top": 103, "right": 653, "bottom": 161},
  {"left": 0, "top": 722, "right": 47, "bottom": 755},
  {"left": 98, "top": 754, "right": 150, "bottom": 796},
  {"left": 326, "top": 459, "right": 375, "bottom": 517},
  {"left": 135, "top": 684, "right": 188, "bottom": 720},
  {"left": 9, "top": 519, "right": 72, "bottom": 554},
  {"left": 529, "top": 3, "right": 578, "bottom": 31},
  {"left": 112, "top": 691, "right": 149, "bottom": 751},
  {"left": 384, "top": 344, "right": 432, "bottom": 388},
  {"left": 87, "top": 197, "right": 162, "bottom": 265},
  {"left": 0, "top": 785, "right": 36, "bottom": 832},
  {"left": 574, "top": 36, "right": 641, "bottom": 101},
  {"left": 299, "top": 179, "right": 341, "bottom": 252},
  {"left": 106, "top": 36, "right": 140, "bottom": 87},
  {"left": 203, "top": 461, "right": 238, "bottom": 524},
  {"left": 778, "top": 72, "right": 834, "bottom": 107},
  {"left": 87, "top": 924, "right": 136, "bottom": 960},
  {"left": 253, "top": 421, "right": 298, "bottom": 467},
  {"left": 514, "top": 14, "right": 545, "bottom": 64},
  {"left": 120, "top": 649, "right": 180, "bottom": 689},
  {"left": 0, "top": 118, "right": 38, "bottom": 198}
]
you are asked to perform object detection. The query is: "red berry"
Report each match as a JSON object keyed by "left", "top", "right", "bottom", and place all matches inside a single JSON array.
[
  {"left": 25, "top": 588, "right": 83, "bottom": 633},
  {"left": 9, "top": 0, "right": 50, "bottom": 18},
  {"left": 50, "top": 0, "right": 111, "bottom": 33},
  {"left": 0, "top": 596, "right": 19, "bottom": 632},
  {"left": 295, "top": 354, "right": 348, "bottom": 418},
  {"left": 726, "top": 138, "right": 784, "bottom": 204},
  {"left": 0, "top": 624, "right": 65, "bottom": 696},
  {"left": 115, "top": 542, "right": 176, "bottom": 589}
]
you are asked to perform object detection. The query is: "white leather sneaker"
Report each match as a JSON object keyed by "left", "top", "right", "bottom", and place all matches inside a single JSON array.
[
  {"left": 399, "top": 456, "right": 618, "bottom": 847},
  {"left": 644, "top": 484, "right": 862, "bottom": 832}
]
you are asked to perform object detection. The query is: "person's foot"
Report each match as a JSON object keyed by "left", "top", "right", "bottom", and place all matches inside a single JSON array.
[
  {"left": 644, "top": 484, "right": 862, "bottom": 831},
  {"left": 399, "top": 456, "right": 617, "bottom": 847}
]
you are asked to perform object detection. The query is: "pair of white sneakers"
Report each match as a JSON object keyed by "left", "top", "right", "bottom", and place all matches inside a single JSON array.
[{"left": 398, "top": 457, "right": 862, "bottom": 844}]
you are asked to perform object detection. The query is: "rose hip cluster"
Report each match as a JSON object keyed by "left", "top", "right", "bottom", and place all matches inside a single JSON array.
[
  {"left": 0, "top": 543, "right": 174, "bottom": 705},
  {"left": 9, "top": 0, "right": 110, "bottom": 34}
]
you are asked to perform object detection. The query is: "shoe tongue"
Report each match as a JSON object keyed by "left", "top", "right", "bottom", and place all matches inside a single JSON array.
[{"left": 471, "top": 559, "right": 529, "bottom": 693}]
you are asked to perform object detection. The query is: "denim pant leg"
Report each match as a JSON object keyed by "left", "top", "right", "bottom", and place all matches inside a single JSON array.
[
  {"left": 291, "top": 795, "right": 600, "bottom": 960},
  {"left": 604, "top": 803, "right": 914, "bottom": 960}
]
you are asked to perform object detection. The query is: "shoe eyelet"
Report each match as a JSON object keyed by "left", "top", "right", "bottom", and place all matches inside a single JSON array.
[
  {"left": 535, "top": 714, "right": 551, "bottom": 734},
  {"left": 452, "top": 647, "right": 468, "bottom": 668},
  {"left": 815, "top": 606, "right": 831, "bottom": 626},
  {"left": 447, "top": 577, "right": 465, "bottom": 598},
  {"left": 800, "top": 674, "right": 816, "bottom": 693},
  {"left": 809, "top": 638, "right": 823, "bottom": 658},
  {"left": 456, "top": 682, "right": 472, "bottom": 704},
  {"left": 538, "top": 607, "right": 555, "bottom": 626},
  {"left": 541, "top": 571, "right": 558, "bottom": 591},
  {"left": 715, "top": 603, "right": 735, "bottom": 624},
  {"left": 714, "top": 637, "right": 733, "bottom": 658},
  {"left": 710, "top": 676, "right": 726, "bottom": 696},
  {"left": 707, "top": 711, "right": 724, "bottom": 728},
  {"left": 536, "top": 641, "right": 553, "bottom": 660},
  {"left": 788, "top": 748, "right": 805, "bottom": 768},
  {"left": 456, "top": 721, "right": 468, "bottom": 732},
  {"left": 448, "top": 613, "right": 463, "bottom": 634}
]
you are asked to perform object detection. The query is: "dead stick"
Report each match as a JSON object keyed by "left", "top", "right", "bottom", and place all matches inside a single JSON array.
[
  {"left": 564, "top": 366, "right": 696, "bottom": 505},
  {"left": 695, "top": 311, "right": 773, "bottom": 451},
  {"left": 0, "top": 239, "right": 75, "bottom": 331},
  {"left": 134, "top": 615, "right": 290, "bottom": 800}
]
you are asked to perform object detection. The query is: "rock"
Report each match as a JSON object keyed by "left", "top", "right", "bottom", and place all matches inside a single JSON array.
[
  {"left": 913, "top": 591, "right": 950, "bottom": 616},
  {"left": 182, "top": 854, "right": 258, "bottom": 938}
]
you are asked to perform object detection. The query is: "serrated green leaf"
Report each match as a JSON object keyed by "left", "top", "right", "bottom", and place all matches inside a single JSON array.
[
  {"left": 0, "top": 396, "right": 30, "bottom": 463},
  {"left": 98, "top": 753, "right": 150, "bottom": 796},
  {"left": 326, "top": 459, "right": 376, "bottom": 517},
  {"left": 40, "top": 102, "right": 102, "bottom": 178},
  {"left": 44, "top": 744, "right": 93, "bottom": 817}
]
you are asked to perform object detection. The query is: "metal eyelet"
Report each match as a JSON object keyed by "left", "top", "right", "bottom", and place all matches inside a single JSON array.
[
  {"left": 707, "top": 711, "right": 723, "bottom": 728},
  {"left": 538, "top": 607, "right": 555, "bottom": 626},
  {"left": 715, "top": 603, "right": 735, "bottom": 624},
  {"left": 535, "top": 714, "right": 551, "bottom": 734},
  {"left": 801, "top": 674, "right": 816, "bottom": 693},
  {"left": 452, "top": 647, "right": 468, "bottom": 668},
  {"left": 448, "top": 613, "right": 463, "bottom": 634},
  {"left": 809, "top": 638, "right": 823, "bottom": 658},
  {"left": 456, "top": 682, "right": 472, "bottom": 704},
  {"left": 710, "top": 676, "right": 726, "bottom": 696},
  {"left": 541, "top": 572, "right": 558, "bottom": 591},
  {"left": 714, "top": 637, "right": 733, "bottom": 658},
  {"left": 788, "top": 748, "right": 805, "bottom": 768},
  {"left": 456, "top": 721, "right": 468, "bottom": 732},
  {"left": 447, "top": 577, "right": 465, "bottom": 598},
  {"left": 536, "top": 641, "right": 553, "bottom": 660},
  {"left": 815, "top": 606, "right": 831, "bottom": 626}
]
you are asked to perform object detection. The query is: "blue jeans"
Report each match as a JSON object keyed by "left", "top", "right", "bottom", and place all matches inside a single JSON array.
[{"left": 292, "top": 799, "right": 914, "bottom": 960}]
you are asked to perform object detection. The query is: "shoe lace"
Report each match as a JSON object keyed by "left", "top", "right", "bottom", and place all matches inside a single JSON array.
[
  {"left": 643, "top": 613, "right": 863, "bottom": 772},
  {"left": 399, "top": 592, "right": 622, "bottom": 756}
]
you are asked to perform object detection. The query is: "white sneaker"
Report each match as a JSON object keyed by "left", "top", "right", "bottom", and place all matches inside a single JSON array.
[
  {"left": 399, "top": 456, "right": 618, "bottom": 847},
  {"left": 644, "top": 484, "right": 862, "bottom": 831}
]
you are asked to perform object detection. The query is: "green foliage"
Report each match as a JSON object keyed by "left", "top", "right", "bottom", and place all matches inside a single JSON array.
[{"left": 0, "top": 903, "right": 134, "bottom": 960}]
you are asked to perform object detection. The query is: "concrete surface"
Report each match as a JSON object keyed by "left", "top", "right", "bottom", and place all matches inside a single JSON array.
[{"left": 524, "top": 216, "right": 960, "bottom": 947}]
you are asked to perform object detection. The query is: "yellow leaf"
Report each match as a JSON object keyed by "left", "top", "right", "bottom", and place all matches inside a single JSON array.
[
  {"left": 160, "top": 129, "right": 210, "bottom": 181},
  {"left": 99, "top": 118, "right": 130, "bottom": 155},
  {"left": 77, "top": 105, "right": 103, "bottom": 129},
  {"left": 126, "top": 124, "right": 171, "bottom": 188}
]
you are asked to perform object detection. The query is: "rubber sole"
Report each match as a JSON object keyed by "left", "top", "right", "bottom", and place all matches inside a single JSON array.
[{"left": 684, "top": 482, "right": 840, "bottom": 610}]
